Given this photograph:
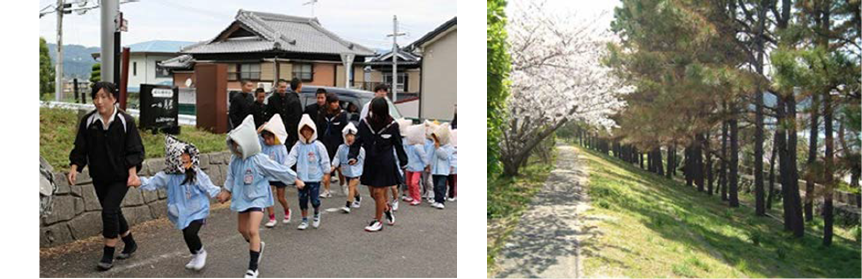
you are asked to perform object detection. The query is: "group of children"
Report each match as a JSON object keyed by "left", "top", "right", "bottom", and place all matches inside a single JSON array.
[{"left": 128, "top": 111, "right": 457, "bottom": 278}]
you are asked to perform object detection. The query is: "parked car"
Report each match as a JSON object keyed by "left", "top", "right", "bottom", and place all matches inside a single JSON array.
[{"left": 296, "top": 85, "right": 403, "bottom": 124}]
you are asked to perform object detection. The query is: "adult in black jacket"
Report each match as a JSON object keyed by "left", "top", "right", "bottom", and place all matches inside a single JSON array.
[
  {"left": 229, "top": 80, "right": 256, "bottom": 129},
  {"left": 68, "top": 82, "right": 145, "bottom": 271},
  {"left": 304, "top": 88, "right": 327, "bottom": 121},
  {"left": 348, "top": 97, "right": 407, "bottom": 232},
  {"left": 251, "top": 88, "right": 267, "bottom": 128},
  {"left": 265, "top": 78, "right": 303, "bottom": 147},
  {"left": 319, "top": 92, "right": 348, "bottom": 197}
]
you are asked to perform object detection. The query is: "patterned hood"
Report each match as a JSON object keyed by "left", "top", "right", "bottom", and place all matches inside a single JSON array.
[
  {"left": 164, "top": 135, "right": 199, "bottom": 174},
  {"left": 227, "top": 115, "right": 262, "bottom": 160}
]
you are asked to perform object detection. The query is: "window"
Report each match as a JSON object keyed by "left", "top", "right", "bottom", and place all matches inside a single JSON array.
[
  {"left": 292, "top": 63, "right": 313, "bottom": 81},
  {"left": 132, "top": 62, "right": 137, "bottom": 76},
  {"left": 228, "top": 63, "right": 261, "bottom": 81},
  {"left": 383, "top": 72, "right": 408, "bottom": 92},
  {"left": 155, "top": 60, "right": 171, "bottom": 78}
]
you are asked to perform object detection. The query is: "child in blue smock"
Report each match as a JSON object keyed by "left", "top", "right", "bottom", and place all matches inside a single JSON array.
[
  {"left": 222, "top": 115, "right": 302, "bottom": 278},
  {"left": 257, "top": 114, "right": 292, "bottom": 228},
  {"left": 332, "top": 122, "right": 365, "bottom": 213},
  {"left": 430, "top": 123, "right": 456, "bottom": 209},
  {"left": 422, "top": 120, "right": 439, "bottom": 202},
  {"left": 285, "top": 114, "right": 330, "bottom": 230},
  {"left": 135, "top": 135, "right": 226, "bottom": 271},
  {"left": 404, "top": 124, "right": 428, "bottom": 205}
]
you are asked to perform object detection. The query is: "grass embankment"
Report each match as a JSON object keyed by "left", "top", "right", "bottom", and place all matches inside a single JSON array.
[
  {"left": 40, "top": 107, "right": 227, "bottom": 169},
  {"left": 577, "top": 145, "right": 861, "bottom": 278},
  {"left": 487, "top": 152, "right": 556, "bottom": 277}
]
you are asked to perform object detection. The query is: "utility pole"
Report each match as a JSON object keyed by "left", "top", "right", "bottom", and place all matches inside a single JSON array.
[
  {"left": 386, "top": 15, "right": 405, "bottom": 101},
  {"left": 101, "top": 0, "right": 119, "bottom": 84},
  {"left": 55, "top": 0, "right": 64, "bottom": 101},
  {"left": 303, "top": 0, "right": 318, "bottom": 17}
]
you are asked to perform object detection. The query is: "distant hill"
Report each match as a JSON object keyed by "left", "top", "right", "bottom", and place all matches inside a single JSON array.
[{"left": 46, "top": 43, "right": 99, "bottom": 79}]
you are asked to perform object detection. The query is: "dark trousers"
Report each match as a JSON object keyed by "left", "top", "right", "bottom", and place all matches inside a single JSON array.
[
  {"left": 94, "top": 180, "right": 130, "bottom": 239},
  {"left": 298, "top": 182, "right": 321, "bottom": 210},
  {"left": 433, "top": 175, "right": 448, "bottom": 204},
  {"left": 182, "top": 219, "right": 204, "bottom": 254}
]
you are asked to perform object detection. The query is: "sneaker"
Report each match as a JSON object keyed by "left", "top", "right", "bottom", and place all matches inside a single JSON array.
[
  {"left": 312, "top": 214, "right": 321, "bottom": 228},
  {"left": 392, "top": 200, "right": 399, "bottom": 211},
  {"left": 297, "top": 220, "right": 309, "bottom": 230},
  {"left": 448, "top": 197, "right": 457, "bottom": 202},
  {"left": 185, "top": 254, "right": 197, "bottom": 269},
  {"left": 352, "top": 200, "right": 361, "bottom": 208},
  {"left": 96, "top": 260, "right": 113, "bottom": 271},
  {"left": 192, "top": 249, "right": 207, "bottom": 271},
  {"left": 402, "top": 196, "right": 413, "bottom": 202},
  {"left": 434, "top": 203, "right": 445, "bottom": 209},
  {"left": 244, "top": 269, "right": 259, "bottom": 278},
  {"left": 319, "top": 190, "right": 332, "bottom": 198},
  {"left": 264, "top": 218, "right": 277, "bottom": 228},
  {"left": 384, "top": 210, "right": 395, "bottom": 225},
  {"left": 283, "top": 209, "right": 292, "bottom": 224},
  {"left": 364, "top": 220, "right": 383, "bottom": 232},
  {"left": 410, "top": 200, "right": 421, "bottom": 206},
  {"left": 342, "top": 206, "right": 351, "bottom": 213}
]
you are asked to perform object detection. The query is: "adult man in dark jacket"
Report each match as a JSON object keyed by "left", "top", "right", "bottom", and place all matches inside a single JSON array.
[
  {"left": 266, "top": 78, "right": 304, "bottom": 147},
  {"left": 304, "top": 88, "right": 327, "bottom": 122},
  {"left": 229, "top": 80, "right": 256, "bottom": 129}
]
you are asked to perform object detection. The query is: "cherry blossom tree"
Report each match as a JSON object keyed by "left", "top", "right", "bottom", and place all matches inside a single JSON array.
[{"left": 499, "top": 0, "right": 632, "bottom": 175}]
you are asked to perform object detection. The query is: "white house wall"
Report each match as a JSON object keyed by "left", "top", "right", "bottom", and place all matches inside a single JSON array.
[{"left": 419, "top": 28, "right": 457, "bottom": 121}]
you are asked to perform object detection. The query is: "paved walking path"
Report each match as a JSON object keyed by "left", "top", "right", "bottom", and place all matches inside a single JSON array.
[
  {"left": 40, "top": 187, "right": 457, "bottom": 278},
  {"left": 495, "top": 145, "right": 591, "bottom": 278}
]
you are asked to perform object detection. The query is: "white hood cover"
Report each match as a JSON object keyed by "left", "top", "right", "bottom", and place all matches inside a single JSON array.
[
  {"left": 342, "top": 122, "right": 358, "bottom": 142},
  {"left": 432, "top": 123, "right": 452, "bottom": 146},
  {"left": 297, "top": 113, "right": 318, "bottom": 144},
  {"left": 227, "top": 115, "right": 262, "bottom": 160},
  {"left": 262, "top": 113, "right": 288, "bottom": 145},
  {"left": 396, "top": 118, "right": 412, "bottom": 136},
  {"left": 424, "top": 120, "right": 439, "bottom": 139},
  {"left": 406, "top": 124, "right": 425, "bottom": 145}
]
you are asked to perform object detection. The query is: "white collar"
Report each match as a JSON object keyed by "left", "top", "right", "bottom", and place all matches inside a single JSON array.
[{"left": 87, "top": 104, "right": 126, "bottom": 132}]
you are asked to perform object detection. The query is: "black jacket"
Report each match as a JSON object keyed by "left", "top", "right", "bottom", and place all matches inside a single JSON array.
[
  {"left": 304, "top": 103, "right": 322, "bottom": 121},
  {"left": 251, "top": 101, "right": 267, "bottom": 128},
  {"left": 319, "top": 110, "right": 348, "bottom": 159},
  {"left": 349, "top": 119, "right": 408, "bottom": 187},
  {"left": 69, "top": 109, "right": 145, "bottom": 184},
  {"left": 265, "top": 91, "right": 303, "bottom": 146},
  {"left": 229, "top": 92, "right": 254, "bottom": 128}
]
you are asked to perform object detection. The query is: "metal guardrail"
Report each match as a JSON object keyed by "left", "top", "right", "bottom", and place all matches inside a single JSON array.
[{"left": 40, "top": 101, "right": 197, "bottom": 126}]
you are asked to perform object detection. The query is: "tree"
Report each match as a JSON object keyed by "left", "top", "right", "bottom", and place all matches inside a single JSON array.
[
  {"left": 40, "top": 37, "right": 55, "bottom": 97},
  {"left": 498, "top": 0, "right": 631, "bottom": 176},
  {"left": 488, "top": 0, "right": 510, "bottom": 178}
]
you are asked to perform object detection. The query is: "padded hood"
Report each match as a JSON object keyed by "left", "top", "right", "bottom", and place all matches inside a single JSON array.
[
  {"left": 227, "top": 115, "right": 262, "bottom": 160},
  {"left": 424, "top": 120, "right": 439, "bottom": 139},
  {"left": 432, "top": 123, "right": 452, "bottom": 146},
  {"left": 297, "top": 113, "right": 318, "bottom": 144},
  {"left": 262, "top": 113, "right": 288, "bottom": 145},
  {"left": 342, "top": 122, "right": 358, "bottom": 143},
  {"left": 164, "top": 135, "right": 200, "bottom": 174},
  {"left": 406, "top": 124, "right": 426, "bottom": 145},
  {"left": 396, "top": 118, "right": 412, "bottom": 136}
]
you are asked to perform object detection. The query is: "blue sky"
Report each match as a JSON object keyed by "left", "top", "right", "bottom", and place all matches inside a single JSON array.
[{"left": 39, "top": 0, "right": 456, "bottom": 51}]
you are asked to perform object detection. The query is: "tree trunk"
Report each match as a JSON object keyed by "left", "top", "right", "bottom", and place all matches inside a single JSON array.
[
  {"left": 706, "top": 132, "right": 714, "bottom": 195},
  {"left": 805, "top": 94, "right": 819, "bottom": 221},
  {"left": 695, "top": 133, "right": 705, "bottom": 192},
  {"left": 767, "top": 131, "right": 778, "bottom": 210},
  {"left": 654, "top": 147, "right": 664, "bottom": 176},
  {"left": 823, "top": 90, "right": 834, "bottom": 246},
  {"left": 729, "top": 105, "right": 740, "bottom": 207},
  {"left": 721, "top": 120, "right": 729, "bottom": 201}
]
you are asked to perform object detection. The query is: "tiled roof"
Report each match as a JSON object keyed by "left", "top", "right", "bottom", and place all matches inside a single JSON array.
[
  {"left": 182, "top": 10, "right": 375, "bottom": 56},
  {"left": 126, "top": 40, "right": 195, "bottom": 53}
]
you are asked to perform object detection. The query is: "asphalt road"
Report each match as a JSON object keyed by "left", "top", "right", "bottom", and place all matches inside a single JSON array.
[{"left": 40, "top": 186, "right": 457, "bottom": 278}]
